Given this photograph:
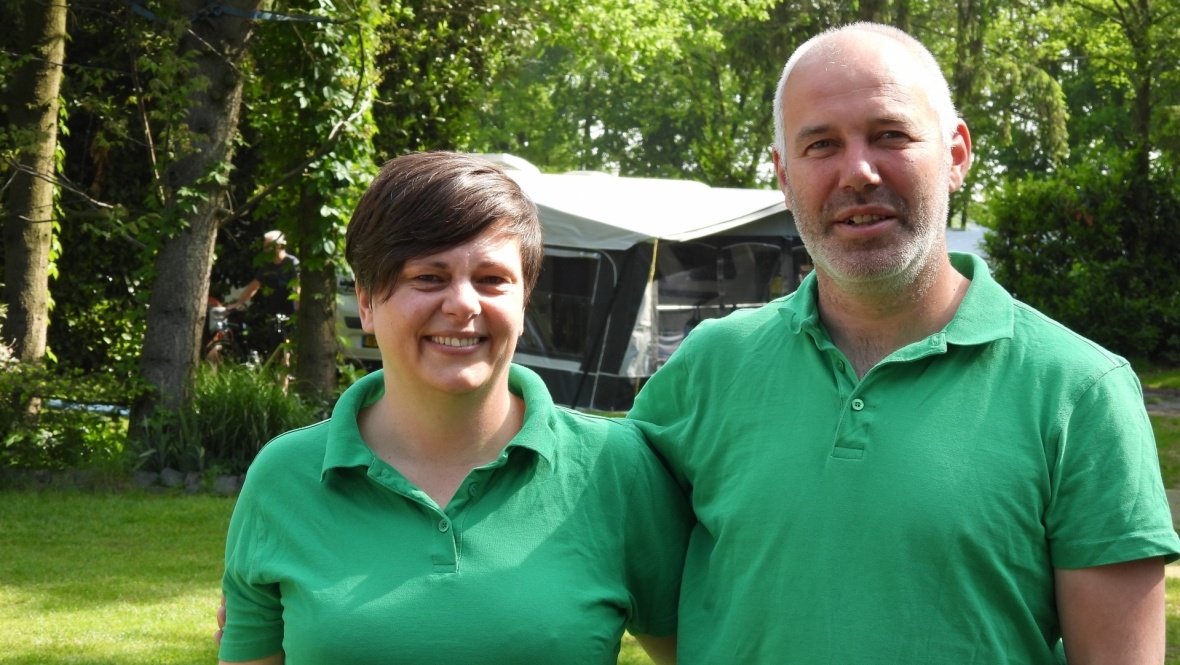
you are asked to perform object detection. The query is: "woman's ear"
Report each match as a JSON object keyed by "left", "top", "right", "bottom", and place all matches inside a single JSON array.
[{"left": 356, "top": 285, "right": 376, "bottom": 333}]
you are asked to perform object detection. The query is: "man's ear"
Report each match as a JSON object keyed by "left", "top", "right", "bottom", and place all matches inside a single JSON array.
[
  {"left": 771, "top": 147, "right": 792, "bottom": 210},
  {"left": 947, "top": 120, "right": 973, "bottom": 193}
]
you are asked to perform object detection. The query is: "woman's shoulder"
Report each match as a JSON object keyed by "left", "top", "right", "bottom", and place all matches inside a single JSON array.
[
  {"left": 246, "top": 419, "right": 332, "bottom": 480},
  {"left": 549, "top": 407, "right": 662, "bottom": 467}
]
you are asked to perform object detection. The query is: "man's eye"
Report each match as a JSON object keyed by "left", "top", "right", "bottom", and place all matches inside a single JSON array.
[{"left": 807, "top": 139, "right": 834, "bottom": 151}]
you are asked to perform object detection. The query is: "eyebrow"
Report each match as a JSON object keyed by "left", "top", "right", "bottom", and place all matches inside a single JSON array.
[
  {"left": 793, "top": 115, "right": 916, "bottom": 145},
  {"left": 408, "top": 257, "right": 516, "bottom": 272},
  {"left": 793, "top": 124, "right": 831, "bottom": 145}
]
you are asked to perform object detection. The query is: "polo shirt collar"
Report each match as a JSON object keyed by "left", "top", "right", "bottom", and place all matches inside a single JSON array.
[
  {"left": 321, "top": 369, "right": 385, "bottom": 480},
  {"left": 319, "top": 364, "right": 556, "bottom": 481},
  {"left": 780, "top": 251, "right": 1014, "bottom": 349},
  {"left": 506, "top": 364, "right": 558, "bottom": 466}
]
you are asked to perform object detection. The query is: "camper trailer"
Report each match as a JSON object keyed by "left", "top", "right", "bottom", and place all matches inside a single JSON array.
[
  {"left": 336, "top": 155, "right": 808, "bottom": 411},
  {"left": 493, "top": 156, "right": 807, "bottom": 411}
]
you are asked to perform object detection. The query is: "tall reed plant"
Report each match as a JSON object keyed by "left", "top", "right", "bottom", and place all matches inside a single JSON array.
[{"left": 132, "top": 364, "right": 327, "bottom": 475}]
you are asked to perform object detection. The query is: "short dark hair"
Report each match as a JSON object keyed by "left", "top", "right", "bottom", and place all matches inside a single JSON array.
[{"left": 345, "top": 152, "right": 543, "bottom": 302}]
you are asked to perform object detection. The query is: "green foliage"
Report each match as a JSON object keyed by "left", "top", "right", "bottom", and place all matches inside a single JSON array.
[
  {"left": 130, "top": 363, "right": 327, "bottom": 475},
  {"left": 985, "top": 158, "right": 1180, "bottom": 364},
  {"left": 0, "top": 359, "right": 130, "bottom": 471},
  {"left": 472, "top": 0, "right": 782, "bottom": 185}
]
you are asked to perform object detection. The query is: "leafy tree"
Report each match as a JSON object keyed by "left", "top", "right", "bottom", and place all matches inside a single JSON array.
[
  {"left": 232, "top": 0, "right": 386, "bottom": 398},
  {"left": 1, "top": 0, "right": 67, "bottom": 363},
  {"left": 127, "top": 0, "right": 267, "bottom": 434}
]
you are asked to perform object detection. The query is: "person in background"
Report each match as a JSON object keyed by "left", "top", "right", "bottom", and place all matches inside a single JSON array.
[
  {"left": 224, "top": 230, "right": 299, "bottom": 365},
  {"left": 217, "top": 152, "right": 690, "bottom": 665},
  {"left": 628, "top": 22, "right": 1180, "bottom": 664},
  {"left": 226, "top": 230, "right": 300, "bottom": 317}
]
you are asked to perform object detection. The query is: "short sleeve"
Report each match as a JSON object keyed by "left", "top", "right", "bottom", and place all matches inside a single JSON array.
[
  {"left": 1047, "top": 364, "right": 1180, "bottom": 568},
  {"left": 219, "top": 474, "right": 286, "bottom": 661},
  {"left": 620, "top": 425, "right": 694, "bottom": 637},
  {"left": 628, "top": 329, "right": 700, "bottom": 491}
]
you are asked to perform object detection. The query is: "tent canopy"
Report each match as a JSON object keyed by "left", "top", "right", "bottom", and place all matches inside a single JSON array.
[{"left": 498, "top": 166, "right": 791, "bottom": 251}]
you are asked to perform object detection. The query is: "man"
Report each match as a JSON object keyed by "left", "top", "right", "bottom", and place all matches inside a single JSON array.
[
  {"left": 628, "top": 22, "right": 1180, "bottom": 663},
  {"left": 227, "top": 230, "right": 300, "bottom": 317},
  {"left": 227, "top": 230, "right": 299, "bottom": 361}
]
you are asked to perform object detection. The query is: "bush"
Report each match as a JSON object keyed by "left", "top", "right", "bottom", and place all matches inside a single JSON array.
[
  {"left": 131, "top": 363, "right": 327, "bottom": 475},
  {"left": 985, "top": 160, "right": 1180, "bottom": 364},
  {"left": 0, "top": 351, "right": 130, "bottom": 471}
]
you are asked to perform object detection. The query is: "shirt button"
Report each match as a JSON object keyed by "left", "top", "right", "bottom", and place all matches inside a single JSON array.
[
  {"left": 837, "top": 361, "right": 845, "bottom": 372},
  {"left": 851, "top": 398, "right": 865, "bottom": 411},
  {"left": 438, "top": 519, "right": 450, "bottom": 533},
  {"left": 468, "top": 484, "right": 480, "bottom": 496}
]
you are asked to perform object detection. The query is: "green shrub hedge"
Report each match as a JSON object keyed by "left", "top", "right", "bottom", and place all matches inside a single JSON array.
[{"left": 985, "top": 160, "right": 1180, "bottom": 365}]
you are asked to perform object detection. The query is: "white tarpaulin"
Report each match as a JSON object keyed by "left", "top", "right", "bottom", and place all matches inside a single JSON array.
[{"left": 502, "top": 169, "right": 789, "bottom": 250}]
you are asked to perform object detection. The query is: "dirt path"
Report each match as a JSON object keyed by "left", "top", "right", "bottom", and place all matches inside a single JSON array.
[{"left": 1145, "top": 388, "right": 1180, "bottom": 418}]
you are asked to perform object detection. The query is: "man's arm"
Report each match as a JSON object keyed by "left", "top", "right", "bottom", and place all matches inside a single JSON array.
[
  {"left": 227, "top": 279, "right": 261, "bottom": 310},
  {"left": 633, "top": 633, "right": 677, "bottom": 665},
  {"left": 1055, "top": 557, "right": 1165, "bottom": 664},
  {"left": 216, "top": 594, "right": 284, "bottom": 665}
]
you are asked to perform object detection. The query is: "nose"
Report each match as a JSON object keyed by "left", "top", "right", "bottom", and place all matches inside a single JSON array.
[
  {"left": 837, "top": 140, "right": 881, "bottom": 192},
  {"left": 441, "top": 279, "right": 480, "bottom": 319}
]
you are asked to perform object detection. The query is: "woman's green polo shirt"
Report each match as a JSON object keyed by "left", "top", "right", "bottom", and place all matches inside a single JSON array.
[{"left": 220, "top": 364, "right": 691, "bottom": 664}]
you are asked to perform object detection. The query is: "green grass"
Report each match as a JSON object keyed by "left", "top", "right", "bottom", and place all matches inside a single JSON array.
[
  {"left": 1156, "top": 415, "right": 1180, "bottom": 489},
  {"left": 0, "top": 491, "right": 231, "bottom": 665},
  {"left": 1141, "top": 367, "right": 1180, "bottom": 390},
  {"left": 0, "top": 490, "right": 655, "bottom": 665},
  {"left": 1167, "top": 577, "right": 1180, "bottom": 664}
]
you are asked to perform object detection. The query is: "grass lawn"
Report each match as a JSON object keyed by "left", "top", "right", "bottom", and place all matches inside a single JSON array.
[
  {"left": 0, "top": 490, "right": 655, "bottom": 665},
  {"left": 1169, "top": 578, "right": 1180, "bottom": 664},
  {"left": 1141, "top": 367, "right": 1180, "bottom": 390},
  {"left": 0, "top": 492, "right": 230, "bottom": 665},
  {"left": 1157, "top": 415, "right": 1180, "bottom": 489}
]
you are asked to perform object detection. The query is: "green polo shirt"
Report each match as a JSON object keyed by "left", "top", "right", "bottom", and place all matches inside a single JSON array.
[
  {"left": 629, "top": 252, "right": 1180, "bottom": 664},
  {"left": 221, "top": 364, "right": 691, "bottom": 664}
]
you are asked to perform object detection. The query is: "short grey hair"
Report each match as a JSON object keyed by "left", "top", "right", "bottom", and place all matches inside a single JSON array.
[{"left": 771, "top": 22, "right": 958, "bottom": 159}]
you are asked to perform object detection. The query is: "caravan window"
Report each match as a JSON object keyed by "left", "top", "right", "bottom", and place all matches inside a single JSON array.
[
  {"left": 519, "top": 250, "right": 605, "bottom": 359},
  {"left": 654, "top": 241, "right": 788, "bottom": 360}
]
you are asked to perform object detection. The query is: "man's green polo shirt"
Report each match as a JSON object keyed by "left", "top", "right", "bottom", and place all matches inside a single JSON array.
[
  {"left": 221, "top": 364, "right": 691, "bottom": 664},
  {"left": 630, "top": 252, "right": 1180, "bottom": 664}
]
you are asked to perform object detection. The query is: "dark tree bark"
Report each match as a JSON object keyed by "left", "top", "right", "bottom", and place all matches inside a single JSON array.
[
  {"left": 292, "top": 183, "right": 338, "bottom": 399},
  {"left": 132, "top": 0, "right": 263, "bottom": 427},
  {"left": 2, "top": 0, "right": 67, "bottom": 362}
]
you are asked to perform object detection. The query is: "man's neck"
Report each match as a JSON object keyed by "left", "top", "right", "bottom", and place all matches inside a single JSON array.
[{"left": 816, "top": 257, "right": 969, "bottom": 378}]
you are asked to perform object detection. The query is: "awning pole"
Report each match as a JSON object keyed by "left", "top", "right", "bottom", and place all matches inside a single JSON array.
[{"left": 636, "top": 238, "right": 659, "bottom": 397}]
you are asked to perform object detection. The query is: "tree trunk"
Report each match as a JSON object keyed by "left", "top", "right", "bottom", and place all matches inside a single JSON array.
[
  {"left": 132, "top": 1, "right": 263, "bottom": 427},
  {"left": 292, "top": 184, "right": 338, "bottom": 399},
  {"left": 2, "top": 0, "right": 67, "bottom": 362}
]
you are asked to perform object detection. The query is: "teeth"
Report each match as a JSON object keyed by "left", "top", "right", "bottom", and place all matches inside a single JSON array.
[
  {"left": 432, "top": 336, "right": 480, "bottom": 348},
  {"left": 846, "top": 214, "right": 887, "bottom": 225}
]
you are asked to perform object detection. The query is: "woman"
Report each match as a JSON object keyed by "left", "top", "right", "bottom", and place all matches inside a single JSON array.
[{"left": 218, "top": 152, "right": 691, "bottom": 665}]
